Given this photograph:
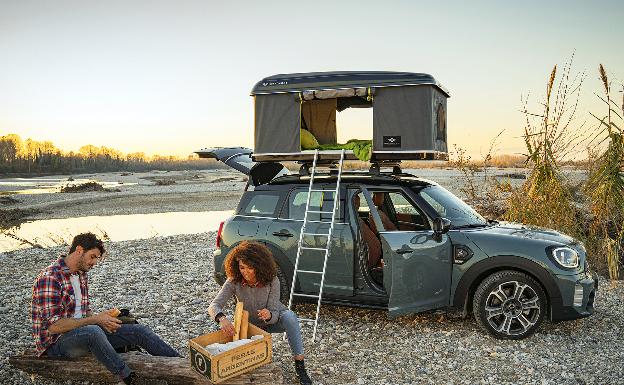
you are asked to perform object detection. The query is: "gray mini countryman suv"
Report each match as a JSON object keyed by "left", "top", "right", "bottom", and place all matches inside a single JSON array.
[{"left": 200, "top": 147, "right": 598, "bottom": 339}]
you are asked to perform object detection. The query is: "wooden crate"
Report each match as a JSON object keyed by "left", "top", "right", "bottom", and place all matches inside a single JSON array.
[{"left": 188, "top": 323, "right": 272, "bottom": 384}]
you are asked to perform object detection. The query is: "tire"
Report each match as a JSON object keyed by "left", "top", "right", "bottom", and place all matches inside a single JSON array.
[
  {"left": 472, "top": 270, "right": 546, "bottom": 339},
  {"left": 275, "top": 263, "right": 291, "bottom": 303}
]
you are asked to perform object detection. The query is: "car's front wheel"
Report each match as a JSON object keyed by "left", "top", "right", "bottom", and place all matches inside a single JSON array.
[{"left": 473, "top": 270, "right": 546, "bottom": 339}]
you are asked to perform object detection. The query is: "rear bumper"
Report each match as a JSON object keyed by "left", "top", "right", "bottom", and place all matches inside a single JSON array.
[
  {"left": 550, "top": 271, "right": 598, "bottom": 321},
  {"left": 213, "top": 249, "right": 226, "bottom": 286}
]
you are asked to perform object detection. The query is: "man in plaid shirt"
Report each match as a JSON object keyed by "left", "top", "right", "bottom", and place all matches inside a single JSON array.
[{"left": 31, "top": 232, "right": 179, "bottom": 385}]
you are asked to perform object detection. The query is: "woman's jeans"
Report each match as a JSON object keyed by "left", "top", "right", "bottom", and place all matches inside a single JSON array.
[
  {"left": 262, "top": 310, "right": 304, "bottom": 356},
  {"left": 46, "top": 324, "right": 180, "bottom": 379}
]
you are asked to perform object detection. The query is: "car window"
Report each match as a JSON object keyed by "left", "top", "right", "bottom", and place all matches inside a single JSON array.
[
  {"left": 387, "top": 192, "right": 418, "bottom": 215},
  {"left": 288, "top": 190, "right": 336, "bottom": 221},
  {"left": 239, "top": 193, "right": 281, "bottom": 217},
  {"left": 384, "top": 191, "right": 430, "bottom": 231},
  {"left": 418, "top": 185, "right": 487, "bottom": 228}
]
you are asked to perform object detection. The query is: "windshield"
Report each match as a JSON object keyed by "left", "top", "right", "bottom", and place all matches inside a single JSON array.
[{"left": 417, "top": 185, "right": 487, "bottom": 228}]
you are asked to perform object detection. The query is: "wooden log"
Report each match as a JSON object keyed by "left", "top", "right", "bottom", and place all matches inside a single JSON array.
[
  {"left": 9, "top": 351, "right": 285, "bottom": 385},
  {"left": 240, "top": 310, "right": 249, "bottom": 340},
  {"left": 233, "top": 301, "right": 244, "bottom": 341}
]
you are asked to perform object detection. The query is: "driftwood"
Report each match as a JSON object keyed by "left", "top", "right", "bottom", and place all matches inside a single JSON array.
[{"left": 9, "top": 351, "right": 284, "bottom": 385}]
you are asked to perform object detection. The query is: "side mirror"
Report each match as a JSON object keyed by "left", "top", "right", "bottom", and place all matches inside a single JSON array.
[{"left": 433, "top": 217, "right": 451, "bottom": 234}]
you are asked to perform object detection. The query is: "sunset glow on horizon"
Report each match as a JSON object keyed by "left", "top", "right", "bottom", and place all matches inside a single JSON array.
[{"left": 1, "top": 1, "right": 623, "bottom": 158}]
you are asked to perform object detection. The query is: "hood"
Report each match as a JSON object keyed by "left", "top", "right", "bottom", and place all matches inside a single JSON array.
[
  {"left": 478, "top": 221, "right": 576, "bottom": 244},
  {"left": 462, "top": 221, "right": 582, "bottom": 259}
]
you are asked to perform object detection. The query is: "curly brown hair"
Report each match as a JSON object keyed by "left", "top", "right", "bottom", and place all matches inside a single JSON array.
[{"left": 224, "top": 241, "right": 277, "bottom": 286}]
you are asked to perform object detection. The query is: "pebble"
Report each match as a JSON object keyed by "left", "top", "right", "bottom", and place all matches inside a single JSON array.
[{"left": 1, "top": 232, "right": 623, "bottom": 385}]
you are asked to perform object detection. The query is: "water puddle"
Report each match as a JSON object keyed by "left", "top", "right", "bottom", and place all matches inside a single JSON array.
[{"left": 0, "top": 210, "right": 233, "bottom": 252}]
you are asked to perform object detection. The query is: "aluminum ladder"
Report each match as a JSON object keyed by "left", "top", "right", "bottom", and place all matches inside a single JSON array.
[{"left": 287, "top": 149, "right": 345, "bottom": 341}]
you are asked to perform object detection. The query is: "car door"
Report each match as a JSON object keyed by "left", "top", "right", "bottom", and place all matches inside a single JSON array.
[
  {"left": 361, "top": 187, "right": 452, "bottom": 316},
  {"left": 265, "top": 186, "right": 354, "bottom": 297}
]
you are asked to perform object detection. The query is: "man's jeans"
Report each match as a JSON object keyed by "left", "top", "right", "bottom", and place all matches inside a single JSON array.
[
  {"left": 262, "top": 310, "right": 304, "bottom": 356},
  {"left": 46, "top": 324, "right": 180, "bottom": 379}
]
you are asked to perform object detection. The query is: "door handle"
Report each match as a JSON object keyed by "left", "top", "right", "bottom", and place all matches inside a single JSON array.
[
  {"left": 272, "top": 231, "right": 293, "bottom": 237},
  {"left": 395, "top": 247, "right": 414, "bottom": 255}
]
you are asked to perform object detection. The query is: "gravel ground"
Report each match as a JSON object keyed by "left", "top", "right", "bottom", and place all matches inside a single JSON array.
[{"left": 1, "top": 233, "right": 623, "bottom": 385}]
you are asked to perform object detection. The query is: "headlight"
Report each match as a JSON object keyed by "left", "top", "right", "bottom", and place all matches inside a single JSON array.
[{"left": 552, "top": 247, "right": 579, "bottom": 268}]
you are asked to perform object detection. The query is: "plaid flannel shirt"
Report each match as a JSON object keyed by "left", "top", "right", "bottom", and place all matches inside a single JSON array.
[{"left": 31, "top": 257, "right": 90, "bottom": 356}]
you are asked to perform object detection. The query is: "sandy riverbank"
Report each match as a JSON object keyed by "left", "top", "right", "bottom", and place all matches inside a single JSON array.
[
  {"left": 1, "top": 169, "right": 245, "bottom": 221},
  {"left": 1, "top": 167, "right": 537, "bottom": 222}
]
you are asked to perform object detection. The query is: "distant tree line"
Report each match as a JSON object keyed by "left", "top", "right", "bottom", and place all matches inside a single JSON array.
[{"left": 0, "top": 134, "right": 222, "bottom": 175}]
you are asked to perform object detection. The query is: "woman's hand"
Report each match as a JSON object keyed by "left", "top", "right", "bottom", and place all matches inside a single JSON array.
[
  {"left": 257, "top": 308, "right": 271, "bottom": 321},
  {"left": 219, "top": 317, "right": 235, "bottom": 336}
]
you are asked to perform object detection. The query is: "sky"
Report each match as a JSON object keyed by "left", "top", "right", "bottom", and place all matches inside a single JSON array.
[{"left": 1, "top": 0, "right": 623, "bottom": 158}]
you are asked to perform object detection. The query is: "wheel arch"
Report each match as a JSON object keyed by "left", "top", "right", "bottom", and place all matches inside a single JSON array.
[
  {"left": 452, "top": 255, "right": 562, "bottom": 318},
  {"left": 263, "top": 241, "right": 296, "bottom": 292}
]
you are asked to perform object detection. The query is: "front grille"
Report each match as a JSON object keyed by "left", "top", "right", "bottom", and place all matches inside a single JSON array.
[{"left": 573, "top": 285, "right": 584, "bottom": 307}]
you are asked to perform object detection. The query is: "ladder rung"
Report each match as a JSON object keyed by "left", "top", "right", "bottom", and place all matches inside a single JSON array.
[
  {"left": 300, "top": 246, "right": 328, "bottom": 252},
  {"left": 303, "top": 232, "right": 330, "bottom": 237},
  {"left": 293, "top": 293, "right": 320, "bottom": 298},
  {"left": 299, "top": 318, "right": 316, "bottom": 323},
  {"left": 296, "top": 269, "right": 323, "bottom": 274},
  {"left": 307, "top": 210, "right": 333, "bottom": 214},
  {"left": 304, "top": 220, "right": 333, "bottom": 224},
  {"left": 309, "top": 189, "right": 332, "bottom": 193}
]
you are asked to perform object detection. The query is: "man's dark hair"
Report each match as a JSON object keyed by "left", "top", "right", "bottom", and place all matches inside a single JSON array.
[{"left": 68, "top": 232, "right": 105, "bottom": 255}]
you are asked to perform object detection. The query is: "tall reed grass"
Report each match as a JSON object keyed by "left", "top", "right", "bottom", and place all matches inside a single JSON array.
[
  {"left": 584, "top": 64, "right": 624, "bottom": 279},
  {"left": 503, "top": 57, "right": 586, "bottom": 240}
]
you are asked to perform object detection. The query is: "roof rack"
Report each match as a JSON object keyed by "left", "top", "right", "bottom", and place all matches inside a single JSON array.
[
  {"left": 369, "top": 161, "right": 402, "bottom": 176},
  {"left": 297, "top": 159, "right": 404, "bottom": 177}
]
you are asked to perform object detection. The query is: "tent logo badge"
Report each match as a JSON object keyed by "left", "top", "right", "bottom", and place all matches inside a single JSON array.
[
  {"left": 383, "top": 136, "right": 401, "bottom": 148},
  {"left": 262, "top": 81, "right": 288, "bottom": 86}
]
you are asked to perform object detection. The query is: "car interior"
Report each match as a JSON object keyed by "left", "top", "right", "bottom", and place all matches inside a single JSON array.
[{"left": 353, "top": 190, "right": 432, "bottom": 286}]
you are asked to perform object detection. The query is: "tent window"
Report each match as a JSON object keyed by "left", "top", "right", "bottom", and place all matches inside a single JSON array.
[
  {"left": 301, "top": 87, "right": 373, "bottom": 146},
  {"left": 435, "top": 102, "right": 446, "bottom": 141}
]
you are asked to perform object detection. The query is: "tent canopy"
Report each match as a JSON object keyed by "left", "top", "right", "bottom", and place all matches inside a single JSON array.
[{"left": 252, "top": 71, "right": 449, "bottom": 162}]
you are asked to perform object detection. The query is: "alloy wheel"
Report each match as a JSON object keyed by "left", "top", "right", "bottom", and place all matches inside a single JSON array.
[{"left": 484, "top": 280, "right": 541, "bottom": 336}]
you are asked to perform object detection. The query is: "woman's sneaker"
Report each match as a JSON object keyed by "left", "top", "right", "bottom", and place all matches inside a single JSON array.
[{"left": 294, "top": 360, "right": 312, "bottom": 385}]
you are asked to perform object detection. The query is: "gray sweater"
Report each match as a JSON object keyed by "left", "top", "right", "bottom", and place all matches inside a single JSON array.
[{"left": 208, "top": 277, "right": 286, "bottom": 326}]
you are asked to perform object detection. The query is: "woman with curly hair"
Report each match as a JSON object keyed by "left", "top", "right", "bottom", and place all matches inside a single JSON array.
[{"left": 208, "top": 241, "right": 312, "bottom": 385}]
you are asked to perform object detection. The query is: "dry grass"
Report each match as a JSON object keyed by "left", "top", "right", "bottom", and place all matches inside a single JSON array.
[
  {"left": 503, "top": 56, "right": 586, "bottom": 243},
  {"left": 583, "top": 64, "right": 624, "bottom": 279},
  {"left": 283, "top": 154, "right": 527, "bottom": 173},
  {"left": 60, "top": 181, "right": 109, "bottom": 193}
]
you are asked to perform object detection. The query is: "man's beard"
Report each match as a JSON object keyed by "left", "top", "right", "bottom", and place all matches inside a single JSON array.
[{"left": 78, "top": 257, "right": 92, "bottom": 272}]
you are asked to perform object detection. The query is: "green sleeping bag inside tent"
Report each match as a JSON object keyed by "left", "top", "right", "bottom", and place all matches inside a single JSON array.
[{"left": 300, "top": 129, "right": 372, "bottom": 161}]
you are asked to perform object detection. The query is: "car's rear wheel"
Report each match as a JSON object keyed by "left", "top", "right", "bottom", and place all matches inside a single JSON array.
[
  {"left": 473, "top": 270, "right": 546, "bottom": 339},
  {"left": 275, "top": 263, "right": 291, "bottom": 303}
]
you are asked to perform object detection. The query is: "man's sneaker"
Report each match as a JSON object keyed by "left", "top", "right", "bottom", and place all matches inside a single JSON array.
[{"left": 294, "top": 360, "right": 313, "bottom": 385}]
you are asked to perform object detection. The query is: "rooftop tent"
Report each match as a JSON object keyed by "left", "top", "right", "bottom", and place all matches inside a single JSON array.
[{"left": 251, "top": 71, "right": 450, "bottom": 162}]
